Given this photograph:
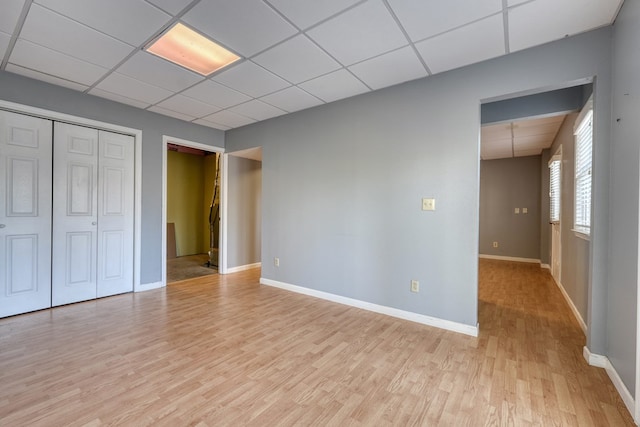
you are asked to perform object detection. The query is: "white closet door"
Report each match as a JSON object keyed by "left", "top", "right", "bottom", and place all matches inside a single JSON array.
[
  {"left": 52, "top": 123, "right": 98, "bottom": 306},
  {"left": 0, "top": 111, "right": 52, "bottom": 317},
  {"left": 96, "top": 130, "right": 134, "bottom": 298}
]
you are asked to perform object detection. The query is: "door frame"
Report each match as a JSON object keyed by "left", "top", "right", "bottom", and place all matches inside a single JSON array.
[
  {"left": 0, "top": 99, "right": 143, "bottom": 292},
  {"left": 161, "top": 135, "right": 225, "bottom": 285},
  {"left": 549, "top": 146, "right": 562, "bottom": 284}
]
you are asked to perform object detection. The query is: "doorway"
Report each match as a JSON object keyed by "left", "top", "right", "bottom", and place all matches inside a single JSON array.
[{"left": 162, "top": 136, "right": 224, "bottom": 285}]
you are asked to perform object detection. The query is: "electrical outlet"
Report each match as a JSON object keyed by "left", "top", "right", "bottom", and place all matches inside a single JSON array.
[
  {"left": 523, "top": 207, "right": 528, "bottom": 214},
  {"left": 493, "top": 241, "right": 498, "bottom": 248},
  {"left": 422, "top": 198, "right": 436, "bottom": 211},
  {"left": 515, "top": 208, "right": 520, "bottom": 214},
  {"left": 411, "top": 280, "right": 419, "bottom": 293},
  {"left": 274, "top": 257, "right": 280, "bottom": 267}
]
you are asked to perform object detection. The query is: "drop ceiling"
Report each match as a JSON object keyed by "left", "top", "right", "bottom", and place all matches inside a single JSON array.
[
  {"left": 0, "top": 0, "right": 623, "bottom": 131},
  {"left": 481, "top": 114, "right": 566, "bottom": 160}
]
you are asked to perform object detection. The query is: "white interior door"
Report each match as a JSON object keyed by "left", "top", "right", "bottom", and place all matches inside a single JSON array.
[
  {"left": 0, "top": 111, "right": 53, "bottom": 317},
  {"left": 52, "top": 122, "right": 98, "bottom": 306},
  {"left": 97, "top": 130, "right": 134, "bottom": 297}
]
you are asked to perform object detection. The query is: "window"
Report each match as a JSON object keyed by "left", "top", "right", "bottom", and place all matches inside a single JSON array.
[
  {"left": 574, "top": 106, "right": 593, "bottom": 236},
  {"left": 549, "top": 159, "right": 561, "bottom": 222}
]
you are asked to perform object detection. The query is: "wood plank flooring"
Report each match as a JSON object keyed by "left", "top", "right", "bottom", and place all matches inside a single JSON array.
[{"left": 0, "top": 260, "right": 634, "bottom": 425}]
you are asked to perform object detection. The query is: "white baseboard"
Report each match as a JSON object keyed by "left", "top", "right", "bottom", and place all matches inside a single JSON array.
[
  {"left": 541, "top": 263, "right": 551, "bottom": 270},
  {"left": 225, "top": 262, "right": 261, "bottom": 274},
  {"left": 259, "top": 277, "right": 478, "bottom": 337},
  {"left": 135, "top": 281, "right": 163, "bottom": 292},
  {"left": 479, "top": 254, "right": 541, "bottom": 264},
  {"left": 552, "top": 278, "right": 587, "bottom": 334},
  {"left": 583, "top": 346, "right": 635, "bottom": 418}
]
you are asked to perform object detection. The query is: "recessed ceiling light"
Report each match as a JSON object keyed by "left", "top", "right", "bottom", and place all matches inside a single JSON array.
[{"left": 146, "top": 23, "right": 241, "bottom": 76}]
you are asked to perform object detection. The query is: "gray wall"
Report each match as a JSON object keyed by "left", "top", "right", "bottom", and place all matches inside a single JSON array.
[
  {"left": 609, "top": 0, "right": 640, "bottom": 395},
  {"left": 227, "top": 155, "right": 262, "bottom": 268},
  {"left": 0, "top": 71, "right": 224, "bottom": 284},
  {"left": 548, "top": 113, "right": 590, "bottom": 327},
  {"left": 479, "top": 156, "right": 541, "bottom": 260},
  {"left": 226, "top": 28, "right": 613, "bottom": 329}
]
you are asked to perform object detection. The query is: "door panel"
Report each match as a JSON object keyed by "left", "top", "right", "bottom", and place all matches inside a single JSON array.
[
  {"left": 97, "top": 130, "right": 134, "bottom": 298},
  {"left": 52, "top": 123, "right": 98, "bottom": 306},
  {"left": 0, "top": 111, "right": 52, "bottom": 317}
]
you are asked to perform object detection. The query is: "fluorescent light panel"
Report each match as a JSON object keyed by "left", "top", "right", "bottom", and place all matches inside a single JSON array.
[{"left": 146, "top": 23, "right": 240, "bottom": 76}]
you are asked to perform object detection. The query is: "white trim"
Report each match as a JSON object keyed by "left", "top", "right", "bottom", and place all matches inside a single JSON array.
[
  {"left": 226, "top": 262, "right": 261, "bottom": 274},
  {"left": 479, "top": 254, "right": 541, "bottom": 264},
  {"left": 219, "top": 153, "right": 229, "bottom": 274},
  {"left": 541, "top": 264, "right": 551, "bottom": 270},
  {"left": 553, "top": 278, "right": 587, "bottom": 334},
  {"left": 0, "top": 99, "right": 144, "bottom": 294},
  {"left": 584, "top": 346, "right": 635, "bottom": 419},
  {"left": 136, "top": 281, "right": 164, "bottom": 292},
  {"left": 260, "top": 277, "right": 479, "bottom": 337},
  {"left": 573, "top": 230, "right": 591, "bottom": 241},
  {"left": 162, "top": 135, "right": 224, "bottom": 287}
]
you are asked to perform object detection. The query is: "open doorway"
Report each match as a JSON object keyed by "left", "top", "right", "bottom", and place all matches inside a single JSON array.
[
  {"left": 478, "top": 83, "right": 593, "bottom": 333},
  {"left": 162, "top": 136, "right": 224, "bottom": 284}
]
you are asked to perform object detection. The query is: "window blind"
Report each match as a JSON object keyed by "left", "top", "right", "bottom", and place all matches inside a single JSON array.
[
  {"left": 549, "top": 160, "right": 560, "bottom": 222},
  {"left": 574, "top": 110, "right": 593, "bottom": 235}
]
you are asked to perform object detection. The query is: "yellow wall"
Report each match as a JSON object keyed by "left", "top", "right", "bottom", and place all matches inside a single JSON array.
[{"left": 167, "top": 150, "right": 205, "bottom": 256}]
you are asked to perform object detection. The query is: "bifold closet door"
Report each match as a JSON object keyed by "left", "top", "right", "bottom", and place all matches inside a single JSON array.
[
  {"left": 52, "top": 123, "right": 134, "bottom": 306},
  {"left": 96, "top": 130, "right": 134, "bottom": 298},
  {"left": 0, "top": 111, "right": 53, "bottom": 317}
]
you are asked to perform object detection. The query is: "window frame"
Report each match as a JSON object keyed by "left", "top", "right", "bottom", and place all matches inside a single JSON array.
[{"left": 573, "top": 101, "right": 593, "bottom": 239}]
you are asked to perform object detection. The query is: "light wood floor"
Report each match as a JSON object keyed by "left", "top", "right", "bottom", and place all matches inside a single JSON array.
[{"left": 0, "top": 260, "right": 634, "bottom": 426}]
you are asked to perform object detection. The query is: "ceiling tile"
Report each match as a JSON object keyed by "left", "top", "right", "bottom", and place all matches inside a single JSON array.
[
  {"left": 6, "top": 63, "right": 89, "bottom": 92},
  {"left": 260, "top": 86, "right": 323, "bottom": 113},
  {"left": 513, "top": 135, "right": 552, "bottom": 147},
  {"left": 9, "top": 39, "right": 108, "bottom": 86},
  {"left": 307, "top": 0, "right": 408, "bottom": 66},
  {"left": 515, "top": 149, "right": 543, "bottom": 157},
  {"left": 19, "top": 4, "right": 133, "bottom": 68},
  {"left": 482, "top": 138, "right": 512, "bottom": 149},
  {"left": 0, "top": 31, "right": 11, "bottom": 59},
  {"left": 416, "top": 14, "right": 505, "bottom": 75},
  {"left": 202, "top": 110, "right": 256, "bottom": 128},
  {"left": 145, "top": 0, "right": 192, "bottom": 16},
  {"left": 387, "top": 0, "right": 502, "bottom": 42},
  {"left": 147, "top": 105, "right": 197, "bottom": 122},
  {"left": 299, "top": 69, "right": 369, "bottom": 103},
  {"left": 181, "top": 80, "right": 251, "bottom": 109},
  {"left": 183, "top": 0, "right": 297, "bottom": 57},
  {"left": 267, "top": 0, "right": 362, "bottom": 30},
  {"left": 507, "top": 0, "right": 528, "bottom": 5},
  {"left": 88, "top": 87, "right": 151, "bottom": 109},
  {"left": 116, "top": 52, "right": 204, "bottom": 93},
  {"left": 229, "top": 100, "right": 286, "bottom": 121},
  {"left": 348, "top": 46, "right": 427, "bottom": 90},
  {"left": 94, "top": 72, "right": 173, "bottom": 105},
  {"left": 193, "top": 118, "right": 231, "bottom": 131},
  {"left": 0, "top": 0, "right": 24, "bottom": 33},
  {"left": 481, "top": 124, "right": 511, "bottom": 140},
  {"left": 212, "top": 61, "right": 290, "bottom": 98},
  {"left": 253, "top": 35, "right": 341, "bottom": 84},
  {"left": 509, "top": 0, "right": 622, "bottom": 52},
  {"left": 155, "top": 94, "right": 221, "bottom": 118},
  {"left": 34, "top": 0, "right": 171, "bottom": 46}
]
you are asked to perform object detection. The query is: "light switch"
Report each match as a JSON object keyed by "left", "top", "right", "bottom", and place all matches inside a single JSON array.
[
  {"left": 422, "top": 198, "right": 435, "bottom": 211},
  {"left": 523, "top": 208, "right": 528, "bottom": 214},
  {"left": 515, "top": 208, "right": 520, "bottom": 214}
]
